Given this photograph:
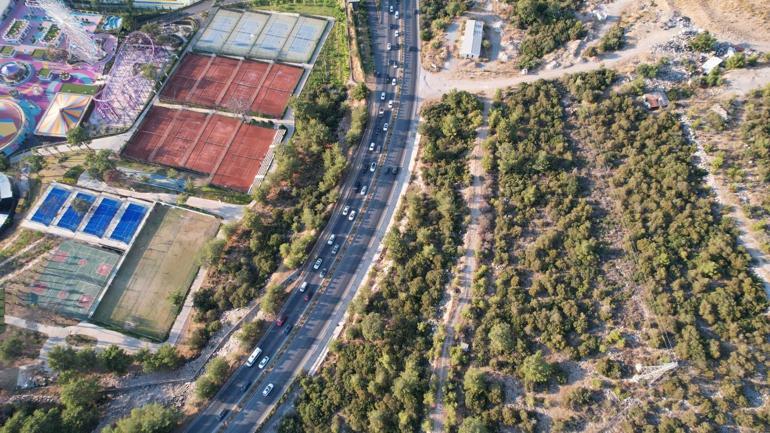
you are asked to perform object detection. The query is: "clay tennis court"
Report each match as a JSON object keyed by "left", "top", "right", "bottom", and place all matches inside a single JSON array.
[
  {"left": 124, "top": 106, "right": 278, "bottom": 191},
  {"left": 160, "top": 53, "right": 303, "bottom": 118},
  {"left": 93, "top": 205, "right": 219, "bottom": 341}
]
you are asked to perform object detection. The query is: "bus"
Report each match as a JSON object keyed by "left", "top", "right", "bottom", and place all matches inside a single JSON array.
[{"left": 245, "top": 347, "right": 262, "bottom": 367}]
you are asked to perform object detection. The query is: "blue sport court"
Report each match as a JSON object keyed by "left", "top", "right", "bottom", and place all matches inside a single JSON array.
[
  {"left": 31, "top": 187, "right": 70, "bottom": 226},
  {"left": 110, "top": 203, "right": 148, "bottom": 243},
  {"left": 83, "top": 198, "right": 121, "bottom": 237},
  {"left": 56, "top": 193, "right": 96, "bottom": 231}
]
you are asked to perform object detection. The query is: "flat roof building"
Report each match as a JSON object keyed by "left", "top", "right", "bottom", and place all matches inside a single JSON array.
[{"left": 460, "top": 19, "right": 484, "bottom": 59}]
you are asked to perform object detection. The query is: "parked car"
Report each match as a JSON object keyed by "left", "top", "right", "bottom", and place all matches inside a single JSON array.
[
  {"left": 348, "top": 210, "right": 357, "bottom": 221},
  {"left": 319, "top": 268, "right": 327, "bottom": 278},
  {"left": 360, "top": 184, "right": 368, "bottom": 195},
  {"left": 388, "top": 100, "right": 394, "bottom": 109}
]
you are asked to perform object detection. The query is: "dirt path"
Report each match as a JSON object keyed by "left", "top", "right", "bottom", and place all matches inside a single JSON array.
[
  {"left": 685, "top": 116, "right": 770, "bottom": 299},
  {"left": 429, "top": 99, "right": 490, "bottom": 433}
]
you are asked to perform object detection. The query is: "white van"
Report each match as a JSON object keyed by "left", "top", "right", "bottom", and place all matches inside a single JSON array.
[{"left": 245, "top": 347, "right": 263, "bottom": 367}]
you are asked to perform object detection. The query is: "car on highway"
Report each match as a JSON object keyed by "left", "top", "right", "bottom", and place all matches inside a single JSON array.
[
  {"left": 348, "top": 210, "right": 357, "bottom": 221},
  {"left": 258, "top": 356, "right": 269, "bottom": 369},
  {"left": 378, "top": 107, "right": 384, "bottom": 117},
  {"left": 218, "top": 409, "right": 229, "bottom": 421},
  {"left": 389, "top": 5, "right": 393, "bottom": 13},
  {"left": 360, "top": 184, "right": 367, "bottom": 195},
  {"left": 388, "top": 100, "right": 394, "bottom": 109},
  {"left": 381, "top": 92, "right": 386, "bottom": 101},
  {"left": 331, "top": 243, "right": 340, "bottom": 255},
  {"left": 303, "top": 290, "right": 312, "bottom": 301},
  {"left": 392, "top": 166, "right": 400, "bottom": 175},
  {"left": 299, "top": 281, "right": 308, "bottom": 292},
  {"left": 240, "top": 379, "right": 252, "bottom": 393},
  {"left": 313, "top": 257, "right": 322, "bottom": 269},
  {"left": 395, "top": 30, "right": 400, "bottom": 38},
  {"left": 395, "top": 10, "right": 399, "bottom": 18},
  {"left": 383, "top": 123, "right": 388, "bottom": 132},
  {"left": 283, "top": 324, "right": 293, "bottom": 335},
  {"left": 387, "top": 42, "right": 392, "bottom": 50},
  {"left": 327, "top": 233, "right": 335, "bottom": 245},
  {"left": 276, "top": 316, "right": 287, "bottom": 326},
  {"left": 391, "top": 77, "right": 397, "bottom": 86},
  {"left": 262, "top": 383, "right": 274, "bottom": 397},
  {"left": 369, "top": 142, "right": 375, "bottom": 151},
  {"left": 319, "top": 268, "right": 327, "bottom": 278},
  {"left": 342, "top": 205, "right": 350, "bottom": 216},
  {"left": 370, "top": 162, "right": 377, "bottom": 172}
]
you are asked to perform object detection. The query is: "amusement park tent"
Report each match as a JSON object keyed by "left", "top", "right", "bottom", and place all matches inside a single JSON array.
[{"left": 35, "top": 92, "right": 92, "bottom": 137}]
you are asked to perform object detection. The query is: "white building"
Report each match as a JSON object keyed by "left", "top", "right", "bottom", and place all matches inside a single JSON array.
[{"left": 460, "top": 19, "right": 484, "bottom": 59}]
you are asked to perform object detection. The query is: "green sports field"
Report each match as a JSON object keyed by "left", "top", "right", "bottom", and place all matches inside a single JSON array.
[{"left": 93, "top": 205, "right": 219, "bottom": 340}]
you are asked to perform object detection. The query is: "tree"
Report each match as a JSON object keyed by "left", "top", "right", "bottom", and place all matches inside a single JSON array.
[
  {"left": 47, "top": 345, "right": 79, "bottom": 372},
  {"left": 463, "top": 368, "right": 489, "bottom": 413},
  {"left": 0, "top": 153, "right": 8, "bottom": 171},
  {"left": 60, "top": 376, "right": 100, "bottom": 409},
  {"left": 168, "top": 290, "right": 185, "bottom": 310},
  {"left": 102, "top": 403, "right": 180, "bottom": 433},
  {"left": 237, "top": 321, "right": 262, "bottom": 349},
  {"left": 99, "top": 344, "right": 132, "bottom": 374},
  {"left": 488, "top": 322, "right": 514, "bottom": 356},
  {"left": 458, "top": 417, "right": 489, "bottom": 433},
  {"left": 0, "top": 337, "right": 23, "bottom": 361},
  {"left": 260, "top": 284, "right": 283, "bottom": 316},
  {"left": 518, "top": 351, "right": 553, "bottom": 389},
  {"left": 350, "top": 82, "right": 368, "bottom": 100},
  {"left": 690, "top": 31, "right": 717, "bottom": 52},
  {"left": 66, "top": 125, "right": 88, "bottom": 146},
  {"left": 84, "top": 150, "right": 115, "bottom": 180},
  {"left": 140, "top": 63, "right": 159, "bottom": 81},
  {"left": 200, "top": 238, "right": 225, "bottom": 266}
]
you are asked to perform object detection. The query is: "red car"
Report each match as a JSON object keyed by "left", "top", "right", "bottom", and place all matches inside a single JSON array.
[
  {"left": 275, "top": 315, "right": 287, "bottom": 327},
  {"left": 304, "top": 291, "right": 312, "bottom": 302}
]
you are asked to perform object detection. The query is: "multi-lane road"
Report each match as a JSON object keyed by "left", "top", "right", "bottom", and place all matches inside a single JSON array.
[{"left": 183, "top": 1, "right": 420, "bottom": 431}]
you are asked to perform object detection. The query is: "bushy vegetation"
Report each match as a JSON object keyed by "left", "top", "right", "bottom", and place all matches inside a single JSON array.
[
  {"left": 506, "top": 0, "right": 585, "bottom": 69},
  {"left": 419, "top": 0, "right": 469, "bottom": 41},
  {"left": 573, "top": 78, "right": 770, "bottom": 431},
  {"left": 195, "top": 357, "right": 230, "bottom": 400},
  {"left": 0, "top": 376, "right": 101, "bottom": 433},
  {"left": 281, "top": 91, "right": 482, "bottom": 433},
  {"left": 689, "top": 30, "right": 717, "bottom": 52},
  {"left": 742, "top": 85, "right": 770, "bottom": 182},
  {"left": 102, "top": 403, "right": 180, "bottom": 433},
  {"left": 47, "top": 343, "right": 182, "bottom": 375}
]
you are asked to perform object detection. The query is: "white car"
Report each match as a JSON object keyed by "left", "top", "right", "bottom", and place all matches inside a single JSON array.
[
  {"left": 360, "top": 185, "right": 368, "bottom": 195},
  {"left": 389, "top": 5, "right": 393, "bottom": 13},
  {"left": 342, "top": 205, "right": 350, "bottom": 216},
  {"left": 348, "top": 210, "right": 357, "bottom": 221},
  {"left": 299, "top": 281, "right": 308, "bottom": 292},
  {"left": 369, "top": 142, "right": 375, "bottom": 151},
  {"left": 383, "top": 123, "right": 389, "bottom": 132},
  {"left": 262, "top": 383, "right": 274, "bottom": 397},
  {"left": 331, "top": 244, "right": 340, "bottom": 255},
  {"left": 327, "top": 233, "right": 335, "bottom": 245},
  {"left": 395, "top": 30, "right": 400, "bottom": 38},
  {"left": 395, "top": 10, "right": 399, "bottom": 19},
  {"left": 380, "top": 92, "right": 386, "bottom": 101},
  {"left": 313, "top": 257, "right": 322, "bottom": 270},
  {"left": 387, "top": 42, "right": 392, "bottom": 50},
  {"left": 391, "top": 77, "right": 397, "bottom": 86},
  {"left": 388, "top": 100, "right": 394, "bottom": 109},
  {"left": 370, "top": 162, "right": 376, "bottom": 172},
  {"left": 258, "top": 356, "right": 269, "bottom": 369},
  {"left": 378, "top": 107, "right": 384, "bottom": 117}
]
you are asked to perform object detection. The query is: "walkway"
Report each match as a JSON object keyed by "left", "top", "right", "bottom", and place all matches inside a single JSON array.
[{"left": 429, "top": 99, "right": 490, "bottom": 433}]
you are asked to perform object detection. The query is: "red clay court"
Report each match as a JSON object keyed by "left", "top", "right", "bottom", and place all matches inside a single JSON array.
[
  {"left": 124, "top": 106, "right": 277, "bottom": 191},
  {"left": 161, "top": 53, "right": 304, "bottom": 118}
]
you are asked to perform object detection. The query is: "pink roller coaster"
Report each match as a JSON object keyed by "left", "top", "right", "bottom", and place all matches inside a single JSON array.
[{"left": 91, "top": 32, "right": 172, "bottom": 131}]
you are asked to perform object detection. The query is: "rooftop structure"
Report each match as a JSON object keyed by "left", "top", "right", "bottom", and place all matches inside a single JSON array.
[
  {"left": 31, "top": 0, "right": 106, "bottom": 64},
  {"left": 460, "top": 19, "right": 484, "bottom": 59},
  {"left": 0, "top": 172, "right": 16, "bottom": 230},
  {"left": 0, "top": 98, "right": 26, "bottom": 153},
  {"left": 35, "top": 92, "right": 92, "bottom": 137},
  {"left": 643, "top": 92, "right": 669, "bottom": 110}
]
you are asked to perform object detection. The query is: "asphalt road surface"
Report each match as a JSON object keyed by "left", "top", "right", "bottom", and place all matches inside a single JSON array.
[{"left": 183, "top": 0, "right": 421, "bottom": 432}]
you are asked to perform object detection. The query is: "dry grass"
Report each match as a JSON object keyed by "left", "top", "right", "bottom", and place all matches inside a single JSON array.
[{"left": 670, "top": 0, "right": 770, "bottom": 49}]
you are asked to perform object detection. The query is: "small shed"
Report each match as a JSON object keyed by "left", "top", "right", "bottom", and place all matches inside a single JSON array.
[
  {"left": 460, "top": 19, "right": 484, "bottom": 59},
  {"left": 642, "top": 92, "right": 669, "bottom": 110}
]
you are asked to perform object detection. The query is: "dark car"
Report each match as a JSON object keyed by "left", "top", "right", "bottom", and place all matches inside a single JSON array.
[
  {"left": 240, "top": 379, "right": 252, "bottom": 393},
  {"left": 276, "top": 315, "right": 287, "bottom": 326},
  {"left": 304, "top": 290, "right": 313, "bottom": 301},
  {"left": 283, "top": 324, "right": 294, "bottom": 335},
  {"left": 218, "top": 409, "right": 230, "bottom": 421}
]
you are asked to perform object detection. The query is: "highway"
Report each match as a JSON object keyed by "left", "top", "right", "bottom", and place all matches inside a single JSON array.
[{"left": 183, "top": 0, "right": 421, "bottom": 431}]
